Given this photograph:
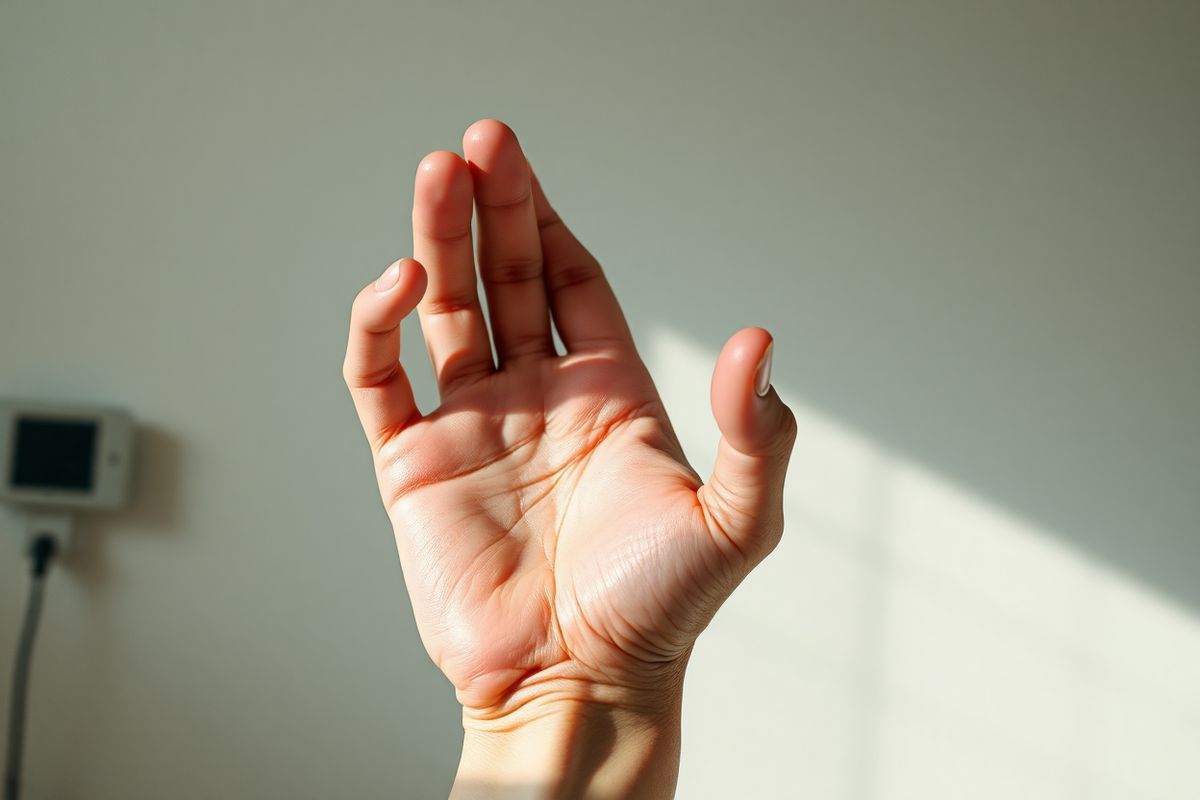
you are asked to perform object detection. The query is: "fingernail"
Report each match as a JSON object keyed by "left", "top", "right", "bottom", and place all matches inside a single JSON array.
[
  {"left": 375, "top": 262, "right": 400, "bottom": 292},
  {"left": 754, "top": 342, "right": 774, "bottom": 397}
]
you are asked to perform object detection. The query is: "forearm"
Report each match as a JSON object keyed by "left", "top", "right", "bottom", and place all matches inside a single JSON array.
[{"left": 450, "top": 686, "right": 683, "bottom": 800}]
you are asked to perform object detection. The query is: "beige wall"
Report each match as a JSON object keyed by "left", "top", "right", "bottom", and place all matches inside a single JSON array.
[{"left": 2, "top": 2, "right": 1198, "bottom": 798}]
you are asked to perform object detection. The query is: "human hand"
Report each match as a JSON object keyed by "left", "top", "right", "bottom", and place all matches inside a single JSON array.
[{"left": 343, "top": 120, "right": 796, "bottom": 797}]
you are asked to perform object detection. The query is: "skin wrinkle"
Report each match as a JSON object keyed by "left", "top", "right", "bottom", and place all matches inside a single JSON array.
[
  {"left": 461, "top": 670, "right": 665, "bottom": 731},
  {"left": 546, "top": 411, "right": 675, "bottom": 671},
  {"left": 422, "top": 296, "right": 484, "bottom": 317},
  {"left": 574, "top": 529, "right": 696, "bottom": 664},
  {"left": 477, "top": 187, "right": 534, "bottom": 211},
  {"left": 364, "top": 398, "right": 423, "bottom": 452},
  {"left": 481, "top": 256, "right": 544, "bottom": 285},
  {"left": 543, "top": 424, "right": 603, "bottom": 673},
  {"left": 379, "top": 414, "right": 545, "bottom": 509},
  {"left": 384, "top": 356, "right": 660, "bottom": 511},
  {"left": 695, "top": 482, "right": 752, "bottom": 561},
  {"left": 495, "top": 333, "right": 553, "bottom": 365},
  {"left": 347, "top": 357, "right": 403, "bottom": 392}
]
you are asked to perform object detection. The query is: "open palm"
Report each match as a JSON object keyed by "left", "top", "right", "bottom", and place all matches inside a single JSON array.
[{"left": 343, "top": 121, "right": 796, "bottom": 718}]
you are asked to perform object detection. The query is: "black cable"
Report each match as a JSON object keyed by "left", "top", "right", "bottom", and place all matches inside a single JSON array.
[{"left": 4, "top": 534, "right": 57, "bottom": 800}]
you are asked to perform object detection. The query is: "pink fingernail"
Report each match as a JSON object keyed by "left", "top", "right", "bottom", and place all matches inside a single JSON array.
[
  {"left": 375, "top": 262, "right": 400, "bottom": 292},
  {"left": 755, "top": 343, "right": 773, "bottom": 397}
]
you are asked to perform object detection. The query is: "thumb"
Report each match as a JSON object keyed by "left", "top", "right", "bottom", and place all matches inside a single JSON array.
[{"left": 701, "top": 327, "right": 797, "bottom": 561}]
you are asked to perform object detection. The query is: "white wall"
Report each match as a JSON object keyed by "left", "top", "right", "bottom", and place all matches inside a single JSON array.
[{"left": 2, "top": 2, "right": 1197, "bottom": 798}]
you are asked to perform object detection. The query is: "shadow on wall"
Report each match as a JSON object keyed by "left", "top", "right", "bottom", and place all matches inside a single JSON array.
[
  {"left": 68, "top": 424, "right": 186, "bottom": 589},
  {"left": 35, "top": 424, "right": 184, "bottom": 800},
  {"left": 647, "top": 328, "right": 1200, "bottom": 800}
]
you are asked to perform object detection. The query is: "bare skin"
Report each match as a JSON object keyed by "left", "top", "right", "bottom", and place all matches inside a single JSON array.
[{"left": 343, "top": 119, "right": 797, "bottom": 798}]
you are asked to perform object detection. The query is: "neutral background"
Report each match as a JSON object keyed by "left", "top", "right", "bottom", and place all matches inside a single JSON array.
[{"left": 2, "top": 1, "right": 1198, "bottom": 798}]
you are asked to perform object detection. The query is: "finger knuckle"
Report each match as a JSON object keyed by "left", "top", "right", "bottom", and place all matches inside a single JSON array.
[
  {"left": 484, "top": 256, "right": 543, "bottom": 285},
  {"left": 547, "top": 262, "right": 603, "bottom": 293},
  {"left": 422, "top": 292, "right": 479, "bottom": 316}
]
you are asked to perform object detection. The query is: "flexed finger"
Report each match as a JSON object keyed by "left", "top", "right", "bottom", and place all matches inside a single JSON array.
[{"left": 343, "top": 258, "right": 428, "bottom": 446}]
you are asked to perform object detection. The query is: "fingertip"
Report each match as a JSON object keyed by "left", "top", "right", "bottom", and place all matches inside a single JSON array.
[
  {"left": 355, "top": 258, "right": 428, "bottom": 332},
  {"left": 396, "top": 256, "right": 428, "bottom": 293},
  {"left": 463, "top": 118, "right": 515, "bottom": 152},
  {"left": 723, "top": 326, "right": 773, "bottom": 369},
  {"left": 416, "top": 150, "right": 472, "bottom": 199},
  {"left": 713, "top": 327, "right": 773, "bottom": 399},
  {"left": 711, "top": 327, "right": 781, "bottom": 451},
  {"left": 418, "top": 148, "right": 468, "bottom": 173},
  {"left": 414, "top": 151, "right": 473, "bottom": 238},
  {"left": 462, "top": 120, "right": 530, "bottom": 205}
]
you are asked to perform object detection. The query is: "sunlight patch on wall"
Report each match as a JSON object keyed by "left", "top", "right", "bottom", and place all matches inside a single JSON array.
[{"left": 646, "top": 327, "right": 1200, "bottom": 800}]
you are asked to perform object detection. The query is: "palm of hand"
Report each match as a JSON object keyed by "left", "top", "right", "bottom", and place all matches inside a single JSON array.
[{"left": 380, "top": 351, "right": 734, "bottom": 710}]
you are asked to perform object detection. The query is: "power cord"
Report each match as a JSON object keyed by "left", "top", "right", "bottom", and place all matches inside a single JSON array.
[{"left": 4, "top": 534, "right": 57, "bottom": 800}]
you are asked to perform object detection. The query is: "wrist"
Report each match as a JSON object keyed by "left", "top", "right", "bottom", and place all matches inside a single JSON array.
[{"left": 450, "top": 670, "right": 685, "bottom": 800}]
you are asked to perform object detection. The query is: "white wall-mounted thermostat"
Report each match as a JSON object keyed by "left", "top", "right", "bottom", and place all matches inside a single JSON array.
[{"left": 0, "top": 400, "right": 134, "bottom": 510}]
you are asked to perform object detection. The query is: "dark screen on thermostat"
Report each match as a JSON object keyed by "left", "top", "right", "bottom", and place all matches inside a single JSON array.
[{"left": 10, "top": 417, "right": 98, "bottom": 491}]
